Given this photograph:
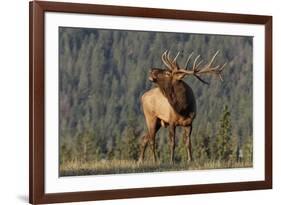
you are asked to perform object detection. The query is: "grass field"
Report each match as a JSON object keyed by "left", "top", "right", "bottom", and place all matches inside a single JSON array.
[{"left": 60, "top": 160, "right": 252, "bottom": 176}]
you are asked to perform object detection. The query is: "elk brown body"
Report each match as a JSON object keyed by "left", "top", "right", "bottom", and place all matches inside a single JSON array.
[{"left": 138, "top": 50, "right": 226, "bottom": 164}]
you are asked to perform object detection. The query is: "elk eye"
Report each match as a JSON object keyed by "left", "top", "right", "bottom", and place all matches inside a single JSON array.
[{"left": 165, "top": 72, "right": 171, "bottom": 76}]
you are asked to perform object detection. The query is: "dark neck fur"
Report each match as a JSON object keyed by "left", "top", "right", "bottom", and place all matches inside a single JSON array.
[{"left": 157, "top": 80, "right": 196, "bottom": 116}]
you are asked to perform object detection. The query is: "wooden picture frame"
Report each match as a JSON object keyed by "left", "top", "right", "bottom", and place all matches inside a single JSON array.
[{"left": 29, "top": 1, "right": 272, "bottom": 204}]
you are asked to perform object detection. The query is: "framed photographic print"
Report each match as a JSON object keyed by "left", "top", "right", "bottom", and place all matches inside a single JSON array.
[{"left": 29, "top": 1, "right": 272, "bottom": 204}]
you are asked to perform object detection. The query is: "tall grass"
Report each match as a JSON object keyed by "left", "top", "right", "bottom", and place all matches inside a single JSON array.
[{"left": 60, "top": 160, "right": 252, "bottom": 176}]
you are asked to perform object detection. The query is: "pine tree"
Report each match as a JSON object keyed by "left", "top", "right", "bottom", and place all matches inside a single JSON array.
[
  {"left": 122, "top": 126, "right": 139, "bottom": 161},
  {"left": 201, "top": 132, "right": 211, "bottom": 161},
  {"left": 195, "top": 124, "right": 212, "bottom": 162},
  {"left": 60, "top": 140, "right": 74, "bottom": 163},
  {"left": 176, "top": 134, "right": 187, "bottom": 164},
  {"left": 243, "top": 136, "right": 253, "bottom": 163},
  {"left": 114, "top": 134, "right": 123, "bottom": 160},
  {"left": 214, "top": 105, "right": 233, "bottom": 161},
  {"left": 75, "top": 131, "right": 101, "bottom": 162}
]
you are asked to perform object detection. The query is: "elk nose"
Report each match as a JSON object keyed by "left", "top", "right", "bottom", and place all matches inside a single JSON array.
[{"left": 148, "top": 71, "right": 154, "bottom": 81}]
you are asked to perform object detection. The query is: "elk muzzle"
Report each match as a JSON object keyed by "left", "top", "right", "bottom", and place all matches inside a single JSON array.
[{"left": 149, "top": 70, "right": 157, "bottom": 82}]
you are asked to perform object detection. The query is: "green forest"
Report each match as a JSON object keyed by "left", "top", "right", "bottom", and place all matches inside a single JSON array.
[{"left": 59, "top": 27, "right": 253, "bottom": 176}]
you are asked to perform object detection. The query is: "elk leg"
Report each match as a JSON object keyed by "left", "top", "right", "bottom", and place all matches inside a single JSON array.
[
  {"left": 149, "top": 121, "right": 161, "bottom": 163},
  {"left": 184, "top": 126, "right": 193, "bottom": 162},
  {"left": 138, "top": 119, "right": 160, "bottom": 164},
  {"left": 169, "top": 124, "right": 176, "bottom": 164},
  {"left": 138, "top": 134, "right": 149, "bottom": 164}
]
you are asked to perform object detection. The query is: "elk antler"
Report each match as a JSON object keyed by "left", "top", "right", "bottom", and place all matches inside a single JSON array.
[
  {"left": 161, "top": 50, "right": 180, "bottom": 71},
  {"left": 161, "top": 50, "right": 173, "bottom": 71},
  {"left": 184, "top": 52, "right": 194, "bottom": 69},
  {"left": 175, "top": 50, "right": 227, "bottom": 84}
]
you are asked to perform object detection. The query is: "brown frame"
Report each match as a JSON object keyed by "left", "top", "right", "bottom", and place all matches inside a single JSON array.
[{"left": 29, "top": 1, "right": 272, "bottom": 204}]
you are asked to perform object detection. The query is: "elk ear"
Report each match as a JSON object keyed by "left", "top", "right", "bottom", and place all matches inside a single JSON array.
[{"left": 173, "top": 72, "right": 187, "bottom": 80}]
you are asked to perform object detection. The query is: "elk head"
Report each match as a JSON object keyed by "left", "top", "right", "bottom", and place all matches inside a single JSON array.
[{"left": 149, "top": 50, "right": 227, "bottom": 86}]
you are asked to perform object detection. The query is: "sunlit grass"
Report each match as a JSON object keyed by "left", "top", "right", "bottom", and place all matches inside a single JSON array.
[{"left": 60, "top": 159, "right": 252, "bottom": 176}]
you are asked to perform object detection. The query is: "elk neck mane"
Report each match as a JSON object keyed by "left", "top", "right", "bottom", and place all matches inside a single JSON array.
[{"left": 157, "top": 80, "right": 196, "bottom": 117}]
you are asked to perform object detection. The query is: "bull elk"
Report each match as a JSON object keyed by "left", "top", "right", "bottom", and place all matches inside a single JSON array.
[{"left": 138, "top": 50, "right": 227, "bottom": 164}]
